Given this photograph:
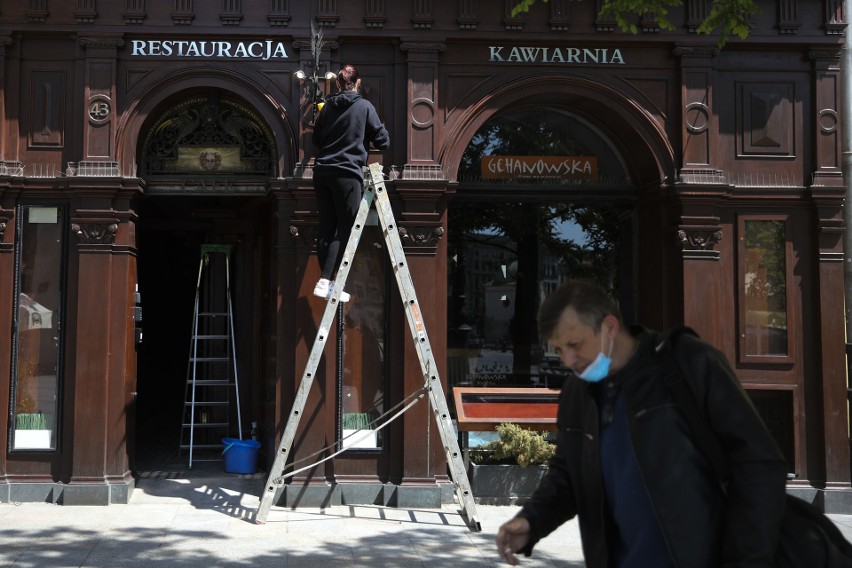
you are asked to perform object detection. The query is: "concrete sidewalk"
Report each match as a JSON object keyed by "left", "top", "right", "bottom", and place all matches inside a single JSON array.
[
  {"left": 1, "top": 473, "right": 850, "bottom": 567},
  {"left": 0, "top": 474, "right": 582, "bottom": 568}
]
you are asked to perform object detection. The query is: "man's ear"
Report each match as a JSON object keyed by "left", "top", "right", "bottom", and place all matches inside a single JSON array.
[{"left": 602, "top": 314, "right": 620, "bottom": 336}]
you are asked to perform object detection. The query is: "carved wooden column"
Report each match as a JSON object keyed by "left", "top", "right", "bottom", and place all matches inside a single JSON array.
[
  {"left": 0, "top": 184, "right": 16, "bottom": 494},
  {"left": 807, "top": 47, "right": 850, "bottom": 501},
  {"left": 0, "top": 33, "right": 12, "bottom": 163},
  {"left": 671, "top": 45, "right": 729, "bottom": 351},
  {"left": 810, "top": 183, "right": 851, "bottom": 500},
  {"left": 810, "top": 48, "right": 843, "bottom": 188},
  {"left": 391, "top": 176, "right": 450, "bottom": 505},
  {"left": 77, "top": 35, "right": 123, "bottom": 163},
  {"left": 674, "top": 45, "right": 720, "bottom": 182},
  {"left": 393, "top": 41, "right": 451, "bottom": 504},
  {"left": 400, "top": 41, "right": 445, "bottom": 176},
  {"left": 275, "top": 179, "right": 339, "bottom": 505},
  {"left": 65, "top": 181, "right": 141, "bottom": 505},
  {"left": 675, "top": 192, "right": 728, "bottom": 351}
]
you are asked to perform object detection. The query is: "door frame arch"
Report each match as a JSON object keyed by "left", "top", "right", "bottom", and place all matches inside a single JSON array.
[
  {"left": 439, "top": 74, "right": 675, "bottom": 188},
  {"left": 116, "top": 67, "right": 296, "bottom": 180}
]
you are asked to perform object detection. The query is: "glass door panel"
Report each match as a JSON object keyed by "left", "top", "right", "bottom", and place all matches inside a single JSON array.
[
  {"left": 11, "top": 205, "right": 65, "bottom": 451},
  {"left": 448, "top": 202, "right": 625, "bottom": 389}
]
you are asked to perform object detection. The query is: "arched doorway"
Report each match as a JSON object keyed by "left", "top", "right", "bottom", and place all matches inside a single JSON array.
[
  {"left": 447, "top": 107, "right": 637, "bottom": 392},
  {"left": 132, "top": 89, "right": 277, "bottom": 472}
]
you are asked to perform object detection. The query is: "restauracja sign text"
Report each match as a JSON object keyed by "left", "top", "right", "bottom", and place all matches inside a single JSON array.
[{"left": 130, "top": 39, "right": 288, "bottom": 60}]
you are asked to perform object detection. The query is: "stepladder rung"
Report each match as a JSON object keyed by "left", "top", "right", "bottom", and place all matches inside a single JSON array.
[
  {"left": 254, "top": 164, "right": 480, "bottom": 531},
  {"left": 186, "top": 379, "right": 234, "bottom": 385}
]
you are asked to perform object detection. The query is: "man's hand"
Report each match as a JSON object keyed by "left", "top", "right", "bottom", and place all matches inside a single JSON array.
[{"left": 496, "top": 516, "right": 531, "bottom": 565}]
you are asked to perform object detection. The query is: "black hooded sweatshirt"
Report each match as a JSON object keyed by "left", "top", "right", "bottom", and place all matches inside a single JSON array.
[{"left": 312, "top": 90, "right": 390, "bottom": 179}]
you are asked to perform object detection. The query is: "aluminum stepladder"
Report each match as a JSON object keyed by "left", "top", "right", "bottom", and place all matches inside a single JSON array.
[
  {"left": 180, "top": 244, "right": 243, "bottom": 468},
  {"left": 255, "top": 163, "right": 481, "bottom": 531}
]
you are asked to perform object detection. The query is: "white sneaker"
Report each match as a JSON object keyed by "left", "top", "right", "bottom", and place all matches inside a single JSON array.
[
  {"left": 313, "top": 278, "right": 330, "bottom": 298},
  {"left": 329, "top": 281, "right": 351, "bottom": 303},
  {"left": 313, "top": 278, "right": 350, "bottom": 302}
]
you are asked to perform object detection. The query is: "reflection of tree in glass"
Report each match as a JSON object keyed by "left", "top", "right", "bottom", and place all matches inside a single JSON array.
[
  {"left": 744, "top": 220, "right": 787, "bottom": 332},
  {"left": 450, "top": 204, "right": 619, "bottom": 386},
  {"left": 451, "top": 108, "right": 624, "bottom": 385},
  {"left": 460, "top": 112, "right": 589, "bottom": 181},
  {"left": 744, "top": 221, "right": 786, "bottom": 303}
]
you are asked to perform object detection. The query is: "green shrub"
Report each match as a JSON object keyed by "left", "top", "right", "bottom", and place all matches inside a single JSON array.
[
  {"left": 16, "top": 413, "right": 49, "bottom": 430},
  {"left": 342, "top": 412, "right": 373, "bottom": 430},
  {"left": 471, "top": 423, "right": 555, "bottom": 467}
]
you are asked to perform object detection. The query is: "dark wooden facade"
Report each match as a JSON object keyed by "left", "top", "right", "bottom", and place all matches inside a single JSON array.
[{"left": 0, "top": 0, "right": 850, "bottom": 510}]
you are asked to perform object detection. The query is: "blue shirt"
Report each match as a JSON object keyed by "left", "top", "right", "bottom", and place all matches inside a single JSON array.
[{"left": 599, "top": 388, "right": 675, "bottom": 567}]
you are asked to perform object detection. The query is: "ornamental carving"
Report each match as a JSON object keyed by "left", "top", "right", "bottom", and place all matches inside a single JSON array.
[
  {"left": 399, "top": 42, "right": 446, "bottom": 53},
  {"left": 141, "top": 92, "right": 275, "bottom": 177},
  {"left": 72, "top": 222, "right": 118, "bottom": 245},
  {"left": 673, "top": 46, "right": 719, "bottom": 58},
  {"left": 399, "top": 225, "right": 444, "bottom": 253},
  {"left": 676, "top": 227, "right": 722, "bottom": 260},
  {"left": 809, "top": 48, "right": 841, "bottom": 61},
  {"left": 0, "top": 211, "right": 12, "bottom": 249},
  {"left": 287, "top": 223, "right": 320, "bottom": 252},
  {"left": 78, "top": 37, "right": 125, "bottom": 49}
]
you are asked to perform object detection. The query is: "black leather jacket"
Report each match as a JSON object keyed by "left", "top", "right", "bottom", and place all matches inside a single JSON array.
[{"left": 517, "top": 327, "right": 788, "bottom": 568}]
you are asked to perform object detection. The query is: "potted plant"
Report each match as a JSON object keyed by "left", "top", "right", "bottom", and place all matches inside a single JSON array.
[
  {"left": 468, "top": 422, "right": 555, "bottom": 504},
  {"left": 342, "top": 411, "right": 378, "bottom": 449},
  {"left": 14, "top": 412, "right": 52, "bottom": 449}
]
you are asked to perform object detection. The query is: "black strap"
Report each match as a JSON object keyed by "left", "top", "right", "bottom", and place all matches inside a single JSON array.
[{"left": 658, "top": 333, "right": 731, "bottom": 483}]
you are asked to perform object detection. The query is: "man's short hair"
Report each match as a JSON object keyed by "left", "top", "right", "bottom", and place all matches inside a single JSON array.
[{"left": 538, "top": 279, "right": 621, "bottom": 340}]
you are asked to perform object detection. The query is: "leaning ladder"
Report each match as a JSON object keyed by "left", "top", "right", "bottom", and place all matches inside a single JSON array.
[
  {"left": 255, "top": 163, "right": 481, "bottom": 531},
  {"left": 180, "top": 244, "right": 243, "bottom": 468}
]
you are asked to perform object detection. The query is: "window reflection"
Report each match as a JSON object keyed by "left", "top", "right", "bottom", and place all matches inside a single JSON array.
[
  {"left": 341, "top": 226, "right": 386, "bottom": 450},
  {"left": 449, "top": 107, "right": 630, "bottom": 391},
  {"left": 448, "top": 203, "right": 622, "bottom": 388},
  {"left": 12, "top": 205, "right": 64, "bottom": 450},
  {"left": 458, "top": 108, "right": 631, "bottom": 186},
  {"left": 743, "top": 219, "right": 788, "bottom": 357}
]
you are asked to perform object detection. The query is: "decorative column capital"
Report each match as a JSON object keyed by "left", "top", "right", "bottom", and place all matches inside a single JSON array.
[
  {"left": 71, "top": 219, "right": 119, "bottom": 245},
  {"left": 808, "top": 48, "right": 842, "bottom": 62},
  {"left": 673, "top": 45, "right": 719, "bottom": 59},
  {"left": 0, "top": 208, "right": 13, "bottom": 253},
  {"left": 676, "top": 223, "right": 722, "bottom": 260},
  {"left": 400, "top": 41, "right": 446, "bottom": 55},
  {"left": 399, "top": 224, "right": 444, "bottom": 255},
  {"left": 78, "top": 36, "right": 125, "bottom": 50}
]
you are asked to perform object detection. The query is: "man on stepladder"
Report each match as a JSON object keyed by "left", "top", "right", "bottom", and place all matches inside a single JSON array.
[{"left": 312, "top": 64, "right": 390, "bottom": 303}]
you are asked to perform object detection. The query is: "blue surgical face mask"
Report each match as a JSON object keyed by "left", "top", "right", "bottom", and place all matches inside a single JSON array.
[{"left": 578, "top": 331, "right": 614, "bottom": 383}]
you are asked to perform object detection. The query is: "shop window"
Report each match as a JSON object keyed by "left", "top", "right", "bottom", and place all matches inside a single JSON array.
[
  {"left": 738, "top": 217, "right": 793, "bottom": 362},
  {"left": 9, "top": 204, "right": 66, "bottom": 451},
  {"left": 340, "top": 226, "right": 387, "bottom": 451},
  {"left": 448, "top": 202, "right": 626, "bottom": 390},
  {"left": 449, "top": 107, "right": 634, "bottom": 392}
]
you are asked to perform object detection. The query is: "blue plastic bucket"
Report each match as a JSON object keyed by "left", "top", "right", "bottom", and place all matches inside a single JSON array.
[{"left": 221, "top": 437, "right": 261, "bottom": 474}]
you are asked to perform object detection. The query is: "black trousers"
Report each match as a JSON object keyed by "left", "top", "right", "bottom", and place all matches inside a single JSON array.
[{"left": 314, "top": 169, "right": 362, "bottom": 280}]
